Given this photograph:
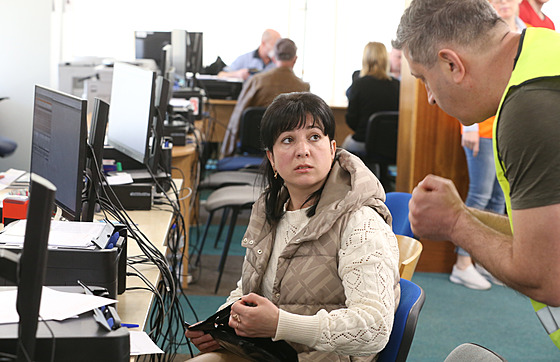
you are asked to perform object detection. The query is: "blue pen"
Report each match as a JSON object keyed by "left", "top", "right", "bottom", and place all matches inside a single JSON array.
[{"left": 121, "top": 323, "right": 140, "bottom": 328}]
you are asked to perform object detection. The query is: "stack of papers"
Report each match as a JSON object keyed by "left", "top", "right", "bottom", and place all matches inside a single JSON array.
[
  {"left": 0, "top": 220, "right": 108, "bottom": 249},
  {"left": 0, "top": 169, "right": 27, "bottom": 190}
]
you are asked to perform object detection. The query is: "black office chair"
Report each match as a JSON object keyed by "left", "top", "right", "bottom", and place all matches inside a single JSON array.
[
  {"left": 364, "top": 111, "right": 399, "bottom": 191},
  {"left": 0, "top": 136, "right": 17, "bottom": 157},
  {"left": 217, "top": 107, "right": 267, "bottom": 171},
  {"left": 0, "top": 97, "right": 17, "bottom": 157},
  {"left": 190, "top": 184, "right": 262, "bottom": 293}
]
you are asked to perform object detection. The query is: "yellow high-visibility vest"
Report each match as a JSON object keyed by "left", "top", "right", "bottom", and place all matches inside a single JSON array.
[{"left": 493, "top": 27, "right": 560, "bottom": 349}]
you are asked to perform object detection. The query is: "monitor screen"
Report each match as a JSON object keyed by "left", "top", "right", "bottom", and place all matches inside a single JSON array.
[
  {"left": 171, "top": 30, "right": 188, "bottom": 82},
  {"left": 172, "top": 30, "right": 203, "bottom": 81},
  {"left": 82, "top": 97, "right": 110, "bottom": 222},
  {"left": 187, "top": 32, "right": 203, "bottom": 75},
  {"left": 31, "top": 85, "right": 87, "bottom": 221},
  {"left": 106, "top": 62, "right": 156, "bottom": 166},
  {"left": 135, "top": 31, "right": 171, "bottom": 72}
]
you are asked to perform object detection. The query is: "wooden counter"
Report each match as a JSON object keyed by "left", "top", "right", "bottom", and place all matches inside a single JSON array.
[{"left": 200, "top": 99, "right": 351, "bottom": 146}]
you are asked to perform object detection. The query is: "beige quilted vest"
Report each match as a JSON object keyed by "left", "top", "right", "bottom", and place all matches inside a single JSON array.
[{"left": 241, "top": 150, "right": 394, "bottom": 361}]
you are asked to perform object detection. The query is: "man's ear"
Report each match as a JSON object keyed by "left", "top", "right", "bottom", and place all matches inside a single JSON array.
[{"left": 438, "top": 49, "right": 466, "bottom": 83}]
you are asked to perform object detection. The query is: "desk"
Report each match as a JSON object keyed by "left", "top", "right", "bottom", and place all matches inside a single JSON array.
[
  {"left": 200, "top": 99, "right": 236, "bottom": 143},
  {"left": 171, "top": 144, "right": 197, "bottom": 289},
  {"left": 0, "top": 177, "right": 184, "bottom": 359},
  {"left": 200, "top": 99, "right": 351, "bottom": 146}
]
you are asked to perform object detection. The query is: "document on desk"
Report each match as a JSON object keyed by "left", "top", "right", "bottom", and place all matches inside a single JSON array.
[
  {"left": 0, "top": 286, "right": 117, "bottom": 324},
  {"left": 0, "top": 220, "right": 107, "bottom": 249},
  {"left": 0, "top": 169, "right": 27, "bottom": 190},
  {"left": 106, "top": 172, "right": 134, "bottom": 185},
  {"left": 129, "top": 331, "right": 164, "bottom": 355}
]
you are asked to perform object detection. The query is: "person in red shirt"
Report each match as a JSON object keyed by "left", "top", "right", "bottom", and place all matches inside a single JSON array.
[{"left": 519, "top": 0, "right": 556, "bottom": 30}]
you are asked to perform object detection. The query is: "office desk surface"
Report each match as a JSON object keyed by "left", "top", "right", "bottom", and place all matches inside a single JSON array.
[
  {"left": 0, "top": 178, "right": 181, "bottom": 359},
  {"left": 171, "top": 144, "right": 197, "bottom": 289}
]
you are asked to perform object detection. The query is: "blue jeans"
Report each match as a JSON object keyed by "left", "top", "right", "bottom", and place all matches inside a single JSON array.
[{"left": 457, "top": 137, "right": 505, "bottom": 257}]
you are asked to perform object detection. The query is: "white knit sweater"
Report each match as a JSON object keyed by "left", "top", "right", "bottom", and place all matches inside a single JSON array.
[{"left": 226, "top": 205, "right": 399, "bottom": 355}]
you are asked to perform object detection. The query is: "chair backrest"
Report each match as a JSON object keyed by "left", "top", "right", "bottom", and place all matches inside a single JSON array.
[
  {"left": 397, "top": 235, "right": 423, "bottom": 281},
  {"left": 444, "top": 343, "right": 507, "bottom": 362},
  {"left": 239, "top": 106, "right": 267, "bottom": 155},
  {"left": 0, "top": 135, "right": 17, "bottom": 157},
  {"left": 365, "top": 111, "right": 399, "bottom": 163},
  {"left": 378, "top": 278, "right": 426, "bottom": 362},
  {"left": 385, "top": 192, "right": 414, "bottom": 238}
]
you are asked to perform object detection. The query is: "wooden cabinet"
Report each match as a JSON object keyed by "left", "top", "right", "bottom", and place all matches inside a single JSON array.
[{"left": 396, "top": 59, "right": 470, "bottom": 273}]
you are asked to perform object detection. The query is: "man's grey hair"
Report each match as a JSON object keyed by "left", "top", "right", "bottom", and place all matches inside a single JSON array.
[{"left": 392, "top": 0, "right": 503, "bottom": 68}]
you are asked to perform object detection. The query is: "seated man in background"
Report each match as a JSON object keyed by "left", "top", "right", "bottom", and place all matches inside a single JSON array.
[
  {"left": 220, "top": 38, "right": 310, "bottom": 158},
  {"left": 218, "top": 29, "right": 281, "bottom": 81}
]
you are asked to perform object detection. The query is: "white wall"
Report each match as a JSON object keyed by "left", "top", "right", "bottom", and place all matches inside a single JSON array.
[
  {"left": 59, "top": 0, "right": 406, "bottom": 106},
  {"left": 0, "top": 0, "right": 54, "bottom": 171},
  {"left": 2, "top": 0, "right": 560, "bottom": 171}
]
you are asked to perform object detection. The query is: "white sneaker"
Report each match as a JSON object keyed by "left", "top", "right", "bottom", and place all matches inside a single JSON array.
[
  {"left": 449, "top": 264, "right": 492, "bottom": 290},
  {"left": 475, "top": 263, "right": 505, "bottom": 286}
]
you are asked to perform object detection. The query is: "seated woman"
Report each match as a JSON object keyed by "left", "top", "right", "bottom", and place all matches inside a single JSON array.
[
  {"left": 343, "top": 42, "right": 400, "bottom": 157},
  {"left": 186, "top": 92, "right": 400, "bottom": 361}
]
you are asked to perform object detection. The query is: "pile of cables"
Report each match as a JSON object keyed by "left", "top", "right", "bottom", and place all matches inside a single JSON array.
[{"left": 85, "top": 143, "right": 202, "bottom": 361}]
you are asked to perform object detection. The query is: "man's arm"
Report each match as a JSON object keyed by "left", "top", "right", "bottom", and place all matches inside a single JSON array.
[
  {"left": 410, "top": 174, "right": 560, "bottom": 306},
  {"left": 467, "top": 207, "right": 511, "bottom": 236},
  {"left": 218, "top": 68, "right": 250, "bottom": 81}
]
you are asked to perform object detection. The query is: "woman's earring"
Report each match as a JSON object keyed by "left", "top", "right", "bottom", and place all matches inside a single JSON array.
[{"left": 274, "top": 171, "right": 278, "bottom": 179}]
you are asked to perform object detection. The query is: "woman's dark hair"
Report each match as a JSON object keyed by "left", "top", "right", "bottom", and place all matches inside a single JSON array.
[{"left": 259, "top": 92, "right": 336, "bottom": 225}]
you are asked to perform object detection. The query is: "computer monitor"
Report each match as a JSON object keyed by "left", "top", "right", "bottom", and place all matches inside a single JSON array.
[
  {"left": 147, "top": 75, "right": 172, "bottom": 175},
  {"left": 161, "top": 44, "right": 174, "bottom": 81},
  {"left": 31, "top": 85, "right": 87, "bottom": 221},
  {"left": 171, "top": 30, "right": 203, "bottom": 85},
  {"left": 82, "top": 97, "right": 110, "bottom": 222},
  {"left": 106, "top": 62, "right": 157, "bottom": 170},
  {"left": 187, "top": 32, "right": 203, "bottom": 75},
  {"left": 16, "top": 173, "right": 56, "bottom": 361},
  {"left": 135, "top": 31, "right": 171, "bottom": 72},
  {"left": 171, "top": 30, "right": 188, "bottom": 84}
]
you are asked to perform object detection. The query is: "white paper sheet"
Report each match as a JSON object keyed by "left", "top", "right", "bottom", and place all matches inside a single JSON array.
[
  {"left": 0, "top": 287, "right": 117, "bottom": 324},
  {"left": 0, "top": 169, "right": 27, "bottom": 190},
  {"left": 106, "top": 172, "right": 134, "bottom": 185},
  {"left": 129, "top": 331, "right": 164, "bottom": 355},
  {"left": 0, "top": 220, "right": 107, "bottom": 248}
]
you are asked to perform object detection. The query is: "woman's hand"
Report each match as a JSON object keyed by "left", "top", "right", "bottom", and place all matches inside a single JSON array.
[
  {"left": 230, "top": 293, "right": 279, "bottom": 338},
  {"left": 461, "top": 131, "right": 480, "bottom": 156},
  {"left": 185, "top": 327, "right": 221, "bottom": 354}
]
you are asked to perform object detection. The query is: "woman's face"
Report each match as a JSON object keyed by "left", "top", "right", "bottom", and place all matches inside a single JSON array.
[
  {"left": 266, "top": 115, "right": 336, "bottom": 198},
  {"left": 490, "top": 0, "right": 521, "bottom": 20}
]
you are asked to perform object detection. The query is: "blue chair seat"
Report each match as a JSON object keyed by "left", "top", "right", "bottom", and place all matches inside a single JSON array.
[
  {"left": 378, "top": 278, "right": 426, "bottom": 362},
  {"left": 216, "top": 155, "right": 264, "bottom": 171},
  {"left": 385, "top": 192, "right": 414, "bottom": 238}
]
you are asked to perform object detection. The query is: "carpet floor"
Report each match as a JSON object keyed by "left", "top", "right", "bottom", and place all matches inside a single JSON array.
[{"left": 177, "top": 206, "right": 559, "bottom": 361}]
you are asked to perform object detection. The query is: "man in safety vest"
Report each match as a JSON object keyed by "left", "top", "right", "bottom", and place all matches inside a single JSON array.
[{"left": 393, "top": 0, "right": 560, "bottom": 348}]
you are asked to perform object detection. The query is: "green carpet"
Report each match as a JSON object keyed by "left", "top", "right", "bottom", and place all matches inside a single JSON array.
[
  {"left": 408, "top": 273, "right": 559, "bottom": 361},
  {"left": 179, "top": 270, "right": 560, "bottom": 360},
  {"left": 183, "top": 218, "right": 559, "bottom": 360},
  {"left": 189, "top": 223, "right": 247, "bottom": 257}
]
